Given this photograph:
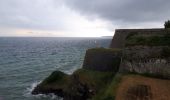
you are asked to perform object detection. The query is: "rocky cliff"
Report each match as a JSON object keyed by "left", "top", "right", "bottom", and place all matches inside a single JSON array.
[
  {"left": 32, "top": 48, "right": 120, "bottom": 100},
  {"left": 32, "top": 28, "right": 170, "bottom": 100}
]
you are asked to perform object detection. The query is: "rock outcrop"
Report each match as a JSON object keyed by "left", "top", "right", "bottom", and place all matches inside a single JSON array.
[
  {"left": 32, "top": 69, "right": 114, "bottom": 100},
  {"left": 32, "top": 71, "right": 68, "bottom": 96},
  {"left": 32, "top": 27, "right": 170, "bottom": 100}
]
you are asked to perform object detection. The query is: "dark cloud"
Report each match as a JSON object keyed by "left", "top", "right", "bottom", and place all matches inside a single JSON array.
[
  {"left": 64, "top": 0, "right": 170, "bottom": 24},
  {"left": 0, "top": 0, "right": 69, "bottom": 31},
  {"left": 0, "top": 0, "right": 169, "bottom": 36}
]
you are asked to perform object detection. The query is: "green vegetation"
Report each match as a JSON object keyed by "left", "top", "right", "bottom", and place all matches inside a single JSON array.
[
  {"left": 38, "top": 69, "right": 118, "bottom": 99},
  {"left": 125, "top": 34, "right": 170, "bottom": 46},
  {"left": 127, "top": 71, "right": 170, "bottom": 80},
  {"left": 41, "top": 71, "right": 69, "bottom": 86},
  {"left": 164, "top": 20, "right": 170, "bottom": 29},
  {"left": 62, "top": 69, "right": 116, "bottom": 99},
  {"left": 73, "top": 69, "right": 115, "bottom": 90},
  {"left": 92, "top": 73, "right": 122, "bottom": 100},
  {"left": 71, "top": 69, "right": 121, "bottom": 99},
  {"left": 125, "top": 32, "right": 138, "bottom": 39}
]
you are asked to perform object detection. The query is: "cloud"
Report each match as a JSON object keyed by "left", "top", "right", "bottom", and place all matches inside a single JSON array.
[
  {"left": 0, "top": 0, "right": 69, "bottom": 31},
  {"left": 0, "top": 0, "right": 115, "bottom": 37},
  {"left": 64, "top": 0, "right": 170, "bottom": 26},
  {"left": 0, "top": 0, "right": 169, "bottom": 37}
]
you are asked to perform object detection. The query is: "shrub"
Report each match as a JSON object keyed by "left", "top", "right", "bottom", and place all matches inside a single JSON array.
[{"left": 164, "top": 20, "right": 170, "bottom": 29}]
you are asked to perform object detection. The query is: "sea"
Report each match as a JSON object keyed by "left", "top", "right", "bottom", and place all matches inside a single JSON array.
[{"left": 0, "top": 37, "right": 112, "bottom": 100}]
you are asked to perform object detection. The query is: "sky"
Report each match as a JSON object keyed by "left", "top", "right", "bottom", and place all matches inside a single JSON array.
[{"left": 0, "top": 0, "right": 170, "bottom": 37}]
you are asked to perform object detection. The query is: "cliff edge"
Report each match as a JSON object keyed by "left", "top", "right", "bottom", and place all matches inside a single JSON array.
[{"left": 32, "top": 28, "right": 170, "bottom": 100}]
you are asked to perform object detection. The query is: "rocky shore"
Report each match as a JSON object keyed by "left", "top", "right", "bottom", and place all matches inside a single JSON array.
[{"left": 32, "top": 28, "right": 170, "bottom": 100}]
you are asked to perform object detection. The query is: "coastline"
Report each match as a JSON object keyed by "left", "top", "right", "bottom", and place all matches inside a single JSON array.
[{"left": 32, "top": 28, "right": 170, "bottom": 100}]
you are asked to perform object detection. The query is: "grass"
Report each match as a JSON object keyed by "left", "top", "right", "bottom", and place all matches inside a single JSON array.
[
  {"left": 125, "top": 34, "right": 170, "bottom": 46},
  {"left": 36, "top": 67, "right": 120, "bottom": 99},
  {"left": 92, "top": 73, "right": 123, "bottom": 100},
  {"left": 125, "top": 32, "right": 138, "bottom": 39},
  {"left": 60, "top": 69, "right": 116, "bottom": 98},
  {"left": 127, "top": 72, "right": 170, "bottom": 80},
  {"left": 115, "top": 74, "right": 170, "bottom": 100},
  {"left": 91, "top": 71, "right": 170, "bottom": 100},
  {"left": 73, "top": 69, "right": 115, "bottom": 88},
  {"left": 40, "top": 70, "right": 69, "bottom": 87},
  {"left": 34, "top": 68, "right": 170, "bottom": 99},
  {"left": 72, "top": 69, "right": 117, "bottom": 100},
  {"left": 92, "top": 72, "right": 170, "bottom": 100}
]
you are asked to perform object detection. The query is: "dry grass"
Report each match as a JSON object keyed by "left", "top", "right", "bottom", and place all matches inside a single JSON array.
[{"left": 116, "top": 75, "right": 170, "bottom": 100}]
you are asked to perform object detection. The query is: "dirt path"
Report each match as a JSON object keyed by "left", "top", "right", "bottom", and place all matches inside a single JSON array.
[{"left": 116, "top": 75, "right": 170, "bottom": 100}]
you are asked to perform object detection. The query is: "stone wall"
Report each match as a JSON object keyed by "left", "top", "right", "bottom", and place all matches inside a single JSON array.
[
  {"left": 83, "top": 48, "right": 122, "bottom": 72},
  {"left": 119, "top": 46, "right": 170, "bottom": 79},
  {"left": 110, "top": 28, "right": 170, "bottom": 48},
  {"left": 83, "top": 28, "right": 170, "bottom": 77}
]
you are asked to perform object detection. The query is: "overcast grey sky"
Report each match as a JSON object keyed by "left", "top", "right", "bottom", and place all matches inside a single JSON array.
[{"left": 0, "top": 0, "right": 169, "bottom": 37}]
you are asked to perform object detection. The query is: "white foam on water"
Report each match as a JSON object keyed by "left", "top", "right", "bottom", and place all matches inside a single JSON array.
[{"left": 23, "top": 81, "right": 63, "bottom": 100}]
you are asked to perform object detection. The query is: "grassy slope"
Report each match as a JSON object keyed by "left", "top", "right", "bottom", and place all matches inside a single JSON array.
[
  {"left": 73, "top": 69, "right": 115, "bottom": 96},
  {"left": 116, "top": 74, "right": 170, "bottom": 100},
  {"left": 92, "top": 73, "right": 122, "bottom": 100},
  {"left": 37, "top": 65, "right": 170, "bottom": 100},
  {"left": 73, "top": 69, "right": 124, "bottom": 100},
  {"left": 92, "top": 73, "right": 170, "bottom": 100}
]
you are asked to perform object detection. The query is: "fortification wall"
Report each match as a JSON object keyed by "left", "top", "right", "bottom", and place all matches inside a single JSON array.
[
  {"left": 110, "top": 28, "right": 170, "bottom": 48},
  {"left": 83, "top": 48, "right": 122, "bottom": 72},
  {"left": 119, "top": 46, "right": 170, "bottom": 79}
]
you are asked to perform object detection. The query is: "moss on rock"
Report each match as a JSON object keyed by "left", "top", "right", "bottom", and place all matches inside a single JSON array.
[
  {"left": 43, "top": 71, "right": 69, "bottom": 84},
  {"left": 63, "top": 69, "right": 115, "bottom": 100},
  {"left": 32, "top": 69, "right": 117, "bottom": 100},
  {"left": 31, "top": 71, "right": 69, "bottom": 96}
]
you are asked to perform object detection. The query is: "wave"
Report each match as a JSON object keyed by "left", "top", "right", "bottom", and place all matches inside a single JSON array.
[{"left": 23, "top": 81, "right": 63, "bottom": 100}]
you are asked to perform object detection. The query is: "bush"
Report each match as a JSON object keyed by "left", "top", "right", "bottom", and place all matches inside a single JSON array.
[{"left": 164, "top": 20, "right": 170, "bottom": 29}]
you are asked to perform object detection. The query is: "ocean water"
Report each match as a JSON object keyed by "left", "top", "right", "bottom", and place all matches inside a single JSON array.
[{"left": 0, "top": 37, "right": 111, "bottom": 100}]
